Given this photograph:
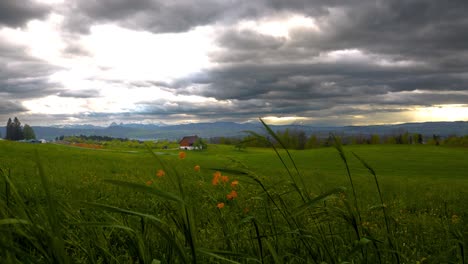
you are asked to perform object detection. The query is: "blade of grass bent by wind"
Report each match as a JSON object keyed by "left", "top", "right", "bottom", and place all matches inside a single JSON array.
[
  {"left": 332, "top": 135, "right": 362, "bottom": 224},
  {"left": 103, "top": 179, "right": 183, "bottom": 203},
  {"left": 0, "top": 218, "right": 31, "bottom": 225},
  {"left": 352, "top": 151, "right": 400, "bottom": 264},
  {"left": 265, "top": 239, "right": 282, "bottom": 264},
  {"left": 145, "top": 143, "right": 178, "bottom": 188},
  {"left": 292, "top": 187, "right": 346, "bottom": 217},
  {"left": 84, "top": 201, "right": 189, "bottom": 263},
  {"left": 244, "top": 129, "right": 306, "bottom": 202},
  {"left": 197, "top": 249, "right": 242, "bottom": 264},
  {"left": 351, "top": 152, "right": 387, "bottom": 227},
  {"left": 240, "top": 169, "right": 295, "bottom": 228},
  {"left": 34, "top": 149, "right": 68, "bottom": 264},
  {"left": 259, "top": 118, "right": 301, "bottom": 176},
  {"left": 83, "top": 202, "right": 168, "bottom": 226},
  {"left": 259, "top": 118, "right": 308, "bottom": 199}
]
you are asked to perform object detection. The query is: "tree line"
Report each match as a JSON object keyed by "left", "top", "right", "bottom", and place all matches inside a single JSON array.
[
  {"left": 210, "top": 128, "right": 468, "bottom": 149},
  {"left": 4, "top": 117, "right": 36, "bottom": 140}
]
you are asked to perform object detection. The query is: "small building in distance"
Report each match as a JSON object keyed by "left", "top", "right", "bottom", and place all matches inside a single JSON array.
[{"left": 179, "top": 135, "right": 200, "bottom": 150}]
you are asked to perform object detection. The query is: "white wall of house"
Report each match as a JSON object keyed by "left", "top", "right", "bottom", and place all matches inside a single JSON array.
[{"left": 179, "top": 146, "right": 202, "bottom": 150}]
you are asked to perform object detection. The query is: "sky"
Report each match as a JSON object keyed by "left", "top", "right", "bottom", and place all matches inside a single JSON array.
[{"left": 1, "top": 0, "right": 468, "bottom": 126}]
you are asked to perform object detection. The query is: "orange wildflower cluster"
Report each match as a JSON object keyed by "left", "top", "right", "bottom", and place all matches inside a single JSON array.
[
  {"left": 231, "top": 180, "right": 239, "bottom": 188},
  {"left": 146, "top": 180, "right": 153, "bottom": 186},
  {"left": 212, "top": 171, "right": 222, "bottom": 185},
  {"left": 217, "top": 202, "right": 225, "bottom": 209},
  {"left": 226, "top": 190, "right": 238, "bottom": 200},
  {"left": 212, "top": 171, "right": 241, "bottom": 207},
  {"left": 221, "top": 175, "right": 229, "bottom": 183},
  {"left": 194, "top": 165, "right": 200, "bottom": 172},
  {"left": 156, "top": 169, "right": 165, "bottom": 178},
  {"left": 178, "top": 152, "right": 186, "bottom": 159}
]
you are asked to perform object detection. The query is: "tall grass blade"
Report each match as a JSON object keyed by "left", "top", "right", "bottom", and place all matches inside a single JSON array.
[
  {"left": 84, "top": 201, "right": 189, "bottom": 263},
  {"left": 332, "top": 135, "right": 362, "bottom": 230},
  {"left": 197, "top": 248, "right": 242, "bottom": 264},
  {"left": 34, "top": 149, "right": 69, "bottom": 264},
  {"left": 0, "top": 218, "right": 31, "bottom": 225},
  {"left": 265, "top": 239, "right": 282, "bottom": 264},
  {"left": 1, "top": 168, "right": 11, "bottom": 207},
  {"left": 292, "top": 187, "right": 346, "bottom": 217},
  {"left": 252, "top": 218, "right": 264, "bottom": 264},
  {"left": 104, "top": 179, "right": 183, "bottom": 203},
  {"left": 352, "top": 152, "right": 401, "bottom": 264},
  {"left": 259, "top": 118, "right": 307, "bottom": 201}
]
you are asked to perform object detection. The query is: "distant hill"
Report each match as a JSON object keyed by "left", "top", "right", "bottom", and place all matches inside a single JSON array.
[{"left": 1, "top": 121, "right": 467, "bottom": 141}]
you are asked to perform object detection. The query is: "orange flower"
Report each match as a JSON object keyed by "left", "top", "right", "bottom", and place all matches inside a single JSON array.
[
  {"left": 231, "top": 190, "right": 238, "bottom": 198},
  {"left": 217, "top": 202, "right": 225, "bottom": 209},
  {"left": 156, "top": 169, "right": 165, "bottom": 178},
  {"left": 231, "top": 180, "right": 239, "bottom": 188},
  {"left": 212, "top": 171, "right": 221, "bottom": 185},
  {"left": 226, "top": 190, "right": 238, "bottom": 200},
  {"left": 146, "top": 180, "right": 153, "bottom": 186},
  {"left": 221, "top": 175, "right": 229, "bottom": 183},
  {"left": 194, "top": 165, "right": 200, "bottom": 172},
  {"left": 178, "top": 152, "right": 186, "bottom": 159}
]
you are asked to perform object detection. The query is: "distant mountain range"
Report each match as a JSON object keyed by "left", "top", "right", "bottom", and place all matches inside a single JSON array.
[{"left": 1, "top": 121, "right": 467, "bottom": 141}]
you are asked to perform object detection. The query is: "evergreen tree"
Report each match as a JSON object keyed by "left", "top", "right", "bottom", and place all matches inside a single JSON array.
[
  {"left": 6, "top": 118, "right": 12, "bottom": 140},
  {"left": 12, "top": 117, "right": 24, "bottom": 140},
  {"left": 6, "top": 117, "right": 25, "bottom": 140},
  {"left": 23, "top": 124, "right": 36, "bottom": 140}
]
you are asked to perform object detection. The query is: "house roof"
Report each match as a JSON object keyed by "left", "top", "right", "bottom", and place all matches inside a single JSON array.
[{"left": 179, "top": 135, "right": 199, "bottom": 146}]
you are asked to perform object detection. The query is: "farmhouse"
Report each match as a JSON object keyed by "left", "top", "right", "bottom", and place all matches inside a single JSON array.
[{"left": 179, "top": 135, "right": 200, "bottom": 150}]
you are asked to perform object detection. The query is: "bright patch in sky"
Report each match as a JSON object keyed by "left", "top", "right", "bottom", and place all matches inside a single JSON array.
[
  {"left": 83, "top": 25, "right": 214, "bottom": 82},
  {"left": 414, "top": 105, "right": 468, "bottom": 122},
  {"left": 261, "top": 116, "right": 311, "bottom": 125},
  {"left": 238, "top": 15, "right": 319, "bottom": 38}
]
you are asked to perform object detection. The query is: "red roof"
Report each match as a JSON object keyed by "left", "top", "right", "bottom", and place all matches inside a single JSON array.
[{"left": 179, "top": 135, "right": 199, "bottom": 146}]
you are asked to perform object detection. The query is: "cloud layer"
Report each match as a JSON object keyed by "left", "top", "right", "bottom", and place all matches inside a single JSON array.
[{"left": 0, "top": 0, "right": 467, "bottom": 125}]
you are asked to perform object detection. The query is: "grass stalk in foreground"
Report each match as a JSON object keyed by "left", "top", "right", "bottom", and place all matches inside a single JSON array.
[{"left": 352, "top": 151, "right": 401, "bottom": 264}]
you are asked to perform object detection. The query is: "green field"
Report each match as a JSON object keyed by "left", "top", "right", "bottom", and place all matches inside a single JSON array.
[{"left": 1, "top": 140, "right": 467, "bottom": 263}]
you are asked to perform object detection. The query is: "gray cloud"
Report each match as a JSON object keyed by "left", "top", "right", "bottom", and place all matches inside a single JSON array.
[
  {"left": 2, "top": 0, "right": 468, "bottom": 125},
  {"left": 0, "top": 0, "right": 50, "bottom": 27},
  {"left": 0, "top": 100, "right": 28, "bottom": 114},
  {"left": 0, "top": 37, "right": 64, "bottom": 105},
  {"left": 57, "top": 89, "right": 101, "bottom": 98},
  {"left": 63, "top": 0, "right": 231, "bottom": 33},
  {"left": 0, "top": 57, "right": 62, "bottom": 99},
  {"left": 61, "top": 0, "right": 357, "bottom": 34},
  {"left": 158, "top": 0, "right": 468, "bottom": 123}
]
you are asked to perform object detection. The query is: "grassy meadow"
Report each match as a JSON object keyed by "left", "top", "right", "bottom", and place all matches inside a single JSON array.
[{"left": 0, "top": 138, "right": 467, "bottom": 263}]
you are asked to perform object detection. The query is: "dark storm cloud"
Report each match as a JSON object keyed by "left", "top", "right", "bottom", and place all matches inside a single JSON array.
[
  {"left": 0, "top": 0, "right": 50, "bottom": 27},
  {"left": 178, "top": 61, "right": 429, "bottom": 99},
  {"left": 0, "top": 100, "right": 28, "bottom": 114},
  {"left": 158, "top": 0, "right": 468, "bottom": 122},
  {"left": 62, "top": 0, "right": 363, "bottom": 33},
  {"left": 64, "top": 0, "right": 232, "bottom": 33}
]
